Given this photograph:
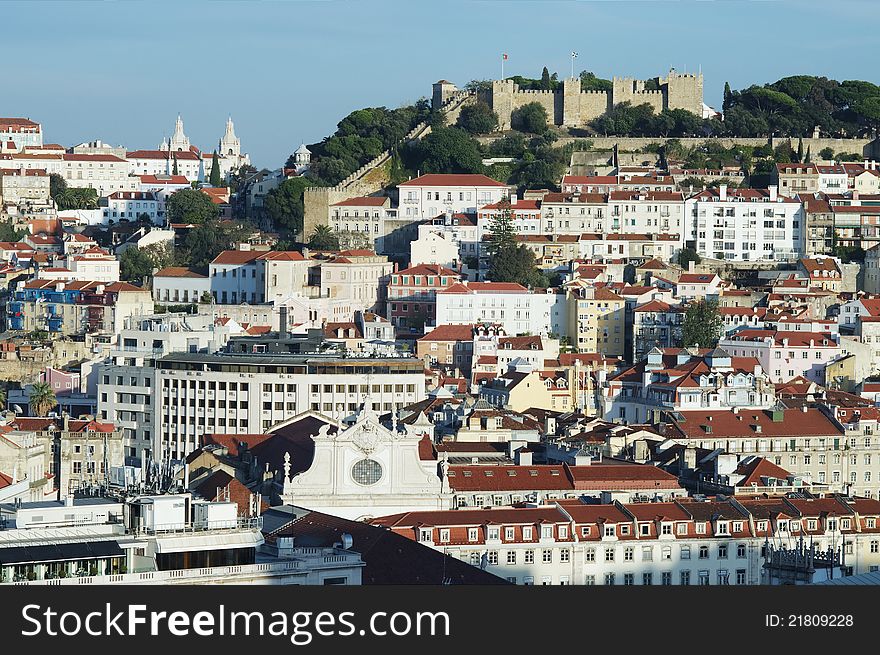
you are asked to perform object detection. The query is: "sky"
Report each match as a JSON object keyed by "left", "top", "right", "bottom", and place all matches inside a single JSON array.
[{"left": 4, "top": 0, "right": 879, "bottom": 169}]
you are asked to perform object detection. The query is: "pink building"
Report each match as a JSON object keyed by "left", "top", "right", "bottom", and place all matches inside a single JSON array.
[
  {"left": 719, "top": 329, "right": 841, "bottom": 384},
  {"left": 39, "top": 366, "right": 81, "bottom": 396}
]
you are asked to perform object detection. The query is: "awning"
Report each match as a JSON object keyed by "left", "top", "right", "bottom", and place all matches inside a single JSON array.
[
  {"left": 0, "top": 540, "right": 124, "bottom": 565},
  {"left": 154, "top": 531, "right": 263, "bottom": 554}
]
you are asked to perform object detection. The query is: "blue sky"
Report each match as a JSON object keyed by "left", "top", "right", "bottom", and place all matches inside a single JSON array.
[{"left": 5, "top": 0, "right": 879, "bottom": 168}]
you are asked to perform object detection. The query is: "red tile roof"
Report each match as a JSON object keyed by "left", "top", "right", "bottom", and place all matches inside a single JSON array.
[
  {"left": 154, "top": 267, "right": 208, "bottom": 278},
  {"left": 418, "top": 324, "right": 474, "bottom": 342},
  {"left": 398, "top": 174, "right": 507, "bottom": 187},
  {"left": 666, "top": 408, "right": 842, "bottom": 439},
  {"left": 332, "top": 196, "right": 390, "bottom": 207}
]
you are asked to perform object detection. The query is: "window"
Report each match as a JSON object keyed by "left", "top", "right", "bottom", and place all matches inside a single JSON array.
[
  {"left": 696, "top": 522, "right": 707, "bottom": 534},
  {"left": 661, "top": 524, "right": 672, "bottom": 536},
  {"left": 506, "top": 551, "right": 516, "bottom": 565},
  {"left": 642, "top": 546, "right": 653, "bottom": 562},
  {"left": 468, "top": 528, "right": 478, "bottom": 542},
  {"left": 604, "top": 548, "right": 615, "bottom": 562},
  {"left": 639, "top": 523, "right": 651, "bottom": 536},
  {"left": 642, "top": 572, "right": 653, "bottom": 586},
  {"left": 737, "top": 543, "right": 746, "bottom": 558},
  {"left": 560, "top": 550, "right": 570, "bottom": 563},
  {"left": 699, "top": 545, "right": 709, "bottom": 559},
  {"left": 676, "top": 523, "right": 688, "bottom": 536},
  {"left": 718, "top": 544, "right": 728, "bottom": 559},
  {"left": 523, "top": 526, "right": 533, "bottom": 540},
  {"left": 419, "top": 529, "right": 432, "bottom": 543},
  {"left": 624, "top": 547, "right": 634, "bottom": 562},
  {"left": 505, "top": 527, "right": 515, "bottom": 541},
  {"left": 585, "top": 548, "right": 595, "bottom": 562},
  {"left": 681, "top": 545, "right": 691, "bottom": 559},
  {"left": 604, "top": 525, "right": 615, "bottom": 537},
  {"left": 680, "top": 570, "right": 691, "bottom": 586},
  {"left": 623, "top": 573, "right": 634, "bottom": 586},
  {"left": 604, "top": 573, "right": 615, "bottom": 586},
  {"left": 542, "top": 549, "right": 552, "bottom": 563},
  {"left": 439, "top": 529, "right": 450, "bottom": 543},
  {"left": 662, "top": 546, "right": 672, "bottom": 561},
  {"left": 524, "top": 550, "right": 534, "bottom": 564},
  {"left": 699, "top": 570, "right": 710, "bottom": 586}
]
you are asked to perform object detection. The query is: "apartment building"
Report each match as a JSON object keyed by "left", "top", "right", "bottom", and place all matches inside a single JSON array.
[
  {"left": 374, "top": 495, "right": 880, "bottom": 585},
  {"left": 685, "top": 186, "right": 804, "bottom": 261}
]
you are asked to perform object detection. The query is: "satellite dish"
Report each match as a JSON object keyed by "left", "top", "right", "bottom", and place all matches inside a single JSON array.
[{"left": 341, "top": 533, "right": 353, "bottom": 550}]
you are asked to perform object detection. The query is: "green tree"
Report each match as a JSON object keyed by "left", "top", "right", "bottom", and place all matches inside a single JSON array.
[
  {"left": 485, "top": 204, "right": 517, "bottom": 258},
  {"left": 49, "top": 173, "right": 67, "bottom": 199},
  {"left": 579, "top": 71, "right": 612, "bottom": 93},
  {"left": 682, "top": 299, "right": 723, "bottom": 349},
  {"left": 819, "top": 147, "right": 834, "bottom": 160},
  {"left": 183, "top": 220, "right": 253, "bottom": 272},
  {"left": 172, "top": 155, "right": 179, "bottom": 176},
  {"left": 540, "top": 67, "right": 552, "bottom": 91},
  {"left": 676, "top": 247, "right": 701, "bottom": 269},
  {"left": 29, "top": 382, "right": 57, "bottom": 417},
  {"left": 120, "top": 247, "right": 154, "bottom": 284},
  {"left": 511, "top": 102, "right": 549, "bottom": 134},
  {"left": 723, "top": 82, "right": 733, "bottom": 112},
  {"left": 209, "top": 150, "right": 222, "bottom": 187},
  {"left": 165, "top": 188, "right": 219, "bottom": 224},
  {"left": 797, "top": 138, "right": 804, "bottom": 163},
  {"left": 308, "top": 224, "right": 340, "bottom": 251},
  {"left": 264, "top": 177, "right": 318, "bottom": 235},
  {"left": 402, "top": 127, "right": 483, "bottom": 175},
  {"left": 456, "top": 101, "right": 499, "bottom": 134},
  {"left": 0, "top": 219, "right": 25, "bottom": 241},
  {"left": 804, "top": 146, "right": 811, "bottom": 164},
  {"left": 488, "top": 244, "right": 548, "bottom": 288}
]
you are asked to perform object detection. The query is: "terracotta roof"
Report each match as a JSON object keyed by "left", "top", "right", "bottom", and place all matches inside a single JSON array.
[
  {"left": 127, "top": 149, "right": 200, "bottom": 161},
  {"left": 393, "top": 264, "right": 460, "bottom": 277},
  {"left": 139, "top": 174, "right": 190, "bottom": 185},
  {"left": 211, "top": 250, "right": 263, "bottom": 265},
  {"left": 678, "top": 273, "right": 719, "bottom": 284},
  {"left": 438, "top": 281, "right": 528, "bottom": 295},
  {"left": 67, "top": 420, "right": 116, "bottom": 433},
  {"left": 154, "top": 266, "right": 208, "bottom": 278},
  {"left": 331, "top": 196, "right": 389, "bottom": 207},
  {"left": 418, "top": 324, "right": 474, "bottom": 342},
  {"left": 398, "top": 174, "right": 507, "bottom": 187},
  {"left": 667, "top": 408, "right": 842, "bottom": 439},
  {"left": 735, "top": 457, "right": 793, "bottom": 486}
]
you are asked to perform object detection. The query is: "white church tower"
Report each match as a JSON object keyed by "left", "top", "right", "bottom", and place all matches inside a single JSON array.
[
  {"left": 219, "top": 116, "right": 240, "bottom": 158},
  {"left": 160, "top": 115, "right": 191, "bottom": 152}
]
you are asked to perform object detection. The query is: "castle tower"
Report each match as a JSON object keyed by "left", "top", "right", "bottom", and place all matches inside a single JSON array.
[
  {"left": 432, "top": 80, "right": 458, "bottom": 110},
  {"left": 219, "top": 116, "right": 240, "bottom": 157}
]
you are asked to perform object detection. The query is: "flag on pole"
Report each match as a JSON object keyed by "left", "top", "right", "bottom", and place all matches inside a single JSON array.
[
  {"left": 502, "top": 53, "right": 509, "bottom": 60},
  {"left": 571, "top": 51, "right": 578, "bottom": 58}
]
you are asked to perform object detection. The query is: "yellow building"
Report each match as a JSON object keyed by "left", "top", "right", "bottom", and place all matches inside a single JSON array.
[{"left": 566, "top": 284, "right": 626, "bottom": 357}]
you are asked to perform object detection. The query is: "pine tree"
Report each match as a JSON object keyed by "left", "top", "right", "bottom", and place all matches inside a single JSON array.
[
  {"left": 723, "top": 82, "right": 732, "bottom": 112},
  {"left": 172, "top": 155, "right": 179, "bottom": 176},
  {"left": 486, "top": 203, "right": 517, "bottom": 256},
  {"left": 797, "top": 138, "right": 804, "bottom": 163},
  {"left": 804, "top": 146, "right": 812, "bottom": 164},
  {"left": 210, "top": 150, "right": 221, "bottom": 187}
]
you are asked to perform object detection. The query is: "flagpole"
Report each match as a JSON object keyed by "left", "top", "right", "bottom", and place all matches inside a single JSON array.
[{"left": 501, "top": 54, "right": 504, "bottom": 81}]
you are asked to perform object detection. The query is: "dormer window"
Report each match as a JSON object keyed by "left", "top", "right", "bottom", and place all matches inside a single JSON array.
[
  {"left": 468, "top": 528, "right": 479, "bottom": 542},
  {"left": 717, "top": 521, "right": 731, "bottom": 535},
  {"left": 841, "top": 518, "right": 851, "bottom": 530},
  {"left": 419, "top": 528, "right": 432, "bottom": 542},
  {"left": 487, "top": 527, "right": 500, "bottom": 540},
  {"left": 604, "top": 525, "right": 615, "bottom": 537}
]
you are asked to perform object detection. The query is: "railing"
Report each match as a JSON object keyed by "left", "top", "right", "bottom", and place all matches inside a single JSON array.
[{"left": 130, "top": 517, "right": 263, "bottom": 536}]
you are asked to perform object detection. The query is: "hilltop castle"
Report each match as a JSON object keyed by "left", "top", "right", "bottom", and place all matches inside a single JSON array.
[{"left": 433, "top": 69, "right": 704, "bottom": 129}]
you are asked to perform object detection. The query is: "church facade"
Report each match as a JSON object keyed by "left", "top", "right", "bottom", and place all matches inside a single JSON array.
[
  {"left": 158, "top": 115, "right": 250, "bottom": 182},
  {"left": 279, "top": 408, "right": 453, "bottom": 520}
]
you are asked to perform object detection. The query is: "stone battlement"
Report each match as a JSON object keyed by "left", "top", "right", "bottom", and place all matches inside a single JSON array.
[{"left": 487, "top": 68, "right": 703, "bottom": 129}]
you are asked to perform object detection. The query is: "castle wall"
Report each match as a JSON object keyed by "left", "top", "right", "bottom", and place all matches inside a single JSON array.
[
  {"left": 491, "top": 71, "right": 704, "bottom": 129},
  {"left": 612, "top": 78, "right": 665, "bottom": 113}
]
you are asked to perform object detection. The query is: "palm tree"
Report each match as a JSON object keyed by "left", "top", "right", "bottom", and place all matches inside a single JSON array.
[
  {"left": 54, "top": 188, "right": 76, "bottom": 210},
  {"left": 0, "top": 386, "right": 6, "bottom": 410},
  {"left": 308, "top": 224, "right": 340, "bottom": 251},
  {"left": 29, "top": 382, "right": 57, "bottom": 417}
]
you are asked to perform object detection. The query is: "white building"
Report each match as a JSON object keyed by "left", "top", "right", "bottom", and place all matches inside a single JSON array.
[
  {"left": 0, "top": 117, "right": 42, "bottom": 150},
  {"left": 374, "top": 496, "right": 880, "bottom": 585},
  {"left": 101, "top": 191, "right": 160, "bottom": 223},
  {"left": 685, "top": 186, "right": 804, "bottom": 261},
  {"left": 127, "top": 149, "right": 203, "bottom": 183},
  {"left": 397, "top": 174, "right": 509, "bottom": 219},
  {"left": 607, "top": 190, "right": 685, "bottom": 243},
  {"left": 435, "top": 282, "right": 565, "bottom": 337},
  {"left": 153, "top": 267, "right": 211, "bottom": 303}
]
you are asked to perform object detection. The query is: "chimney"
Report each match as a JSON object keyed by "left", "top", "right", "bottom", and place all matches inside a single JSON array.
[
  {"left": 719, "top": 184, "right": 727, "bottom": 201},
  {"left": 853, "top": 190, "right": 860, "bottom": 202},
  {"left": 688, "top": 259, "right": 695, "bottom": 273},
  {"left": 279, "top": 304, "right": 289, "bottom": 336},
  {"left": 769, "top": 185, "right": 778, "bottom": 202},
  {"left": 515, "top": 448, "right": 533, "bottom": 466}
]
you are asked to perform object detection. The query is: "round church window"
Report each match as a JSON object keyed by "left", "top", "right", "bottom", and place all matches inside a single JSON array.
[{"left": 352, "top": 459, "right": 383, "bottom": 486}]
